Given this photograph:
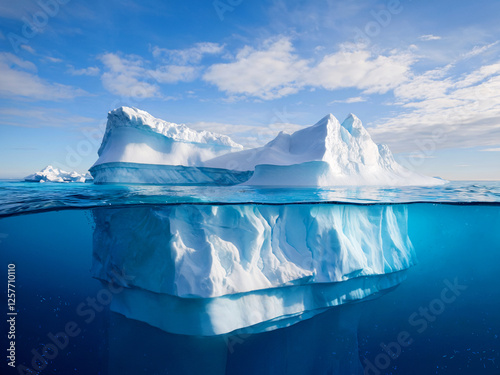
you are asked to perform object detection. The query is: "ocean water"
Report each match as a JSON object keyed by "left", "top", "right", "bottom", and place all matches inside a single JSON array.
[{"left": 0, "top": 180, "right": 499, "bottom": 375}]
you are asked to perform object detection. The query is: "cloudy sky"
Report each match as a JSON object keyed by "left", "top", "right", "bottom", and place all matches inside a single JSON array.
[{"left": 0, "top": 0, "right": 499, "bottom": 180}]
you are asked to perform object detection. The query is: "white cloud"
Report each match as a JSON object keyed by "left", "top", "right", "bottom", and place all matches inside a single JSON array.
[
  {"left": 306, "top": 48, "right": 414, "bottom": 95},
  {"left": 453, "top": 62, "right": 500, "bottom": 88},
  {"left": 1, "top": 53, "right": 37, "bottom": 72},
  {"left": 18, "top": 45, "right": 65, "bottom": 64},
  {"left": 99, "top": 53, "right": 160, "bottom": 98},
  {"left": 203, "top": 38, "right": 309, "bottom": 100},
  {"left": 480, "top": 147, "right": 500, "bottom": 152},
  {"left": 369, "top": 52, "right": 500, "bottom": 152},
  {"left": 392, "top": 64, "right": 453, "bottom": 102},
  {"left": 44, "top": 56, "right": 63, "bottom": 63},
  {"left": 203, "top": 37, "right": 414, "bottom": 100},
  {"left": 20, "top": 44, "right": 36, "bottom": 54},
  {"left": 15, "top": 46, "right": 64, "bottom": 64},
  {"left": 148, "top": 65, "right": 198, "bottom": 83},
  {"left": 67, "top": 65, "right": 100, "bottom": 76},
  {"left": 0, "top": 53, "right": 86, "bottom": 100},
  {"left": 98, "top": 43, "right": 217, "bottom": 97},
  {"left": 419, "top": 35, "right": 442, "bottom": 41},
  {"left": 460, "top": 41, "right": 499, "bottom": 59},
  {"left": 152, "top": 42, "right": 224, "bottom": 64},
  {"left": 329, "top": 96, "right": 366, "bottom": 104}
]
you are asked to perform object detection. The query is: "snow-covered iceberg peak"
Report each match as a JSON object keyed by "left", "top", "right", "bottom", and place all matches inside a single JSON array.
[
  {"left": 206, "top": 113, "right": 445, "bottom": 186},
  {"left": 342, "top": 113, "right": 369, "bottom": 137},
  {"left": 92, "top": 107, "right": 243, "bottom": 172}
]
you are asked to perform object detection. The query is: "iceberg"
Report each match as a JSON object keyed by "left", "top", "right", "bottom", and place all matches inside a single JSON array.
[
  {"left": 92, "top": 203, "right": 415, "bottom": 335},
  {"left": 24, "top": 165, "right": 93, "bottom": 183},
  {"left": 90, "top": 107, "right": 445, "bottom": 186},
  {"left": 89, "top": 107, "right": 246, "bottom": 184},
  {"left": 86, "top": 107, "right": 437, "bottom": 338}
]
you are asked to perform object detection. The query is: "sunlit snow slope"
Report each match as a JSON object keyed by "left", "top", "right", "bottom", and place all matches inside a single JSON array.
[{"left": 206, "top": 114, "right": 445, "bottom": 186}]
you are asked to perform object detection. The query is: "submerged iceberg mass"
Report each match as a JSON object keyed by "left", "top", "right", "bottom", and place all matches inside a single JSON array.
[
  {"left": 25, "top": 165, "right": 92, "bottom": 183},
  {"left": 90, "top": 107, "right": 445, "bottom": 186},
  {"left": 92, "top": 204, "right": 414, "bottom": 298},
  {"left": 92, "top": 203, "right": 415, "bottom": 335}
]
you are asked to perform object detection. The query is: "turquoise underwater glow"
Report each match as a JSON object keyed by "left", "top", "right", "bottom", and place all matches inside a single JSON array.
[{"left": 0, "top": 181, "right": 499, "bottom": 374}]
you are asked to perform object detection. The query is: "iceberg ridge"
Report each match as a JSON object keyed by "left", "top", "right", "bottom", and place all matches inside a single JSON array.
[{"left": 206, "top": 113, "right": 445, "bottom": 186}]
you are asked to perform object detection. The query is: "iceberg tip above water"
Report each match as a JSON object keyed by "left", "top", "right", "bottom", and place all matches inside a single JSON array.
[{"left": 89, "top": 107, "right": 446, "bottom": 186}]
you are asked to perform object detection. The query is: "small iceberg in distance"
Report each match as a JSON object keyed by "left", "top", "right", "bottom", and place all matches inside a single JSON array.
[
  {"left": 25, "top": 165, "right": 93, "bottom": 183},
  {"left": 89, "top": 107, "right": 446, "bottom": 186}
]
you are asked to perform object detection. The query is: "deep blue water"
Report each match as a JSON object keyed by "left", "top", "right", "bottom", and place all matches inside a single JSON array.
[{"left": 1, "top": 181, "right": 499, "bottom": 375}]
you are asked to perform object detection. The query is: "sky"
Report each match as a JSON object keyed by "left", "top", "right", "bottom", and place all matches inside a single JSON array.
[{"left": 0, "top": 0, "right": 499, "bottom": 180}]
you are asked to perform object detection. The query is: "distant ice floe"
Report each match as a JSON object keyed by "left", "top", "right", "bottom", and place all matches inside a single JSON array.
[{"left": 24, "top": 165, "right": 93, "bottom": 183}]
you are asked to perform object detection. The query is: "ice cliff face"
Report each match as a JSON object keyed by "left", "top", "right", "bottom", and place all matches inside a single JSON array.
[
  {"left": 93, "top": 107, "right": 243, "bottom": 168},
  {"left": 93, "top": 203, "right": 414, "bottom": 298},
  {"left": 92, "top": 203, "right": 415, "bottom": 335},
  {"left": 24, "top": 165, "right": 92, "bottom": 183},
  {"left": 205, "top": 114, "right": 445, "bottom": 186}
]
